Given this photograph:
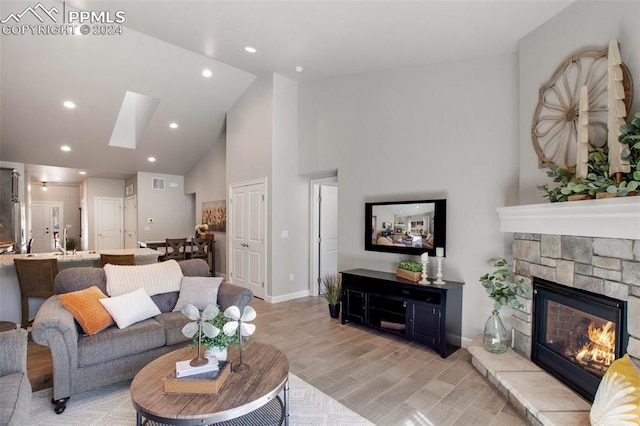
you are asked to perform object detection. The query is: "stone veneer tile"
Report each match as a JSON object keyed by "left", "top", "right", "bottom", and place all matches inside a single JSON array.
[
  {"left": 627, "top": 336, "right": 640, "bottom": 359},
  {"left": 514, "top": 240, "right": 541, "bottom": 264},
  {"left": 574, "top": 275, "right": 604, "bottom": 294},
  {"left": 627, "top": 296, "right": 640, "bottom": 337},
  {"left": 623, "top": 261, "right": 640, "bottom": 285},
  {"left": 603, "top": 280, "right": 629, "bottom": 301},
  {"left": 538, "top": 411, "right": 591, "bottom": 426},
  {"left": 575, "top": 263, "right": 593, "bottom": 276},
  {"left": 530, "top": 264, "right": 556, "bottom": 282},
  {"left": 635, "top": 241, "right": 640, "bottom": 261},
  {"left": 592, "top": 256, "right": 622, "bottom": 270},
  {"left": 467, "top": 340, "right": 541, "bottom": 377},
  {"left": 496, "top": 371, "right": 591, "bottom": 416},
  {"left": 540, "top": 234, "right": 561, "bottom": 259},
  {"left": 555, "top": 260, "right": 575, "bottom": 287},
  {"left": 540, "top": 257, "right": 557, "bottom": 267},
  {"left": 511, "top": 315, "right": 530, "bottom": 337},
  {"left": 513, "top": 330, "right": 531, "bottom": 358},
  {"left": 593, "top": 267, "right": 622, "bottom": 281},
  {"left": 561, "top": 236, "right": 593, "bottom": 263},
  {"left": 515, "top": 260, "right": 530, "bottom": 277},
  {"left": 632, "top": 286, "right": 640, "bottom": 297},
  {"left": 593, "top": 238, "right": 634, "bottom": 260}
]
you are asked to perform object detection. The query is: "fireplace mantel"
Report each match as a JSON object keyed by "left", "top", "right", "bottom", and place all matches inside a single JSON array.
[{"left": 497, "top": 196, "right": 640, "bottom": 240}]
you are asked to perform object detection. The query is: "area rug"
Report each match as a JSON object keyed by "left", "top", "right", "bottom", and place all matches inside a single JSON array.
[{"left": 28, "top": 373, "right": 374, "bottom": 425}]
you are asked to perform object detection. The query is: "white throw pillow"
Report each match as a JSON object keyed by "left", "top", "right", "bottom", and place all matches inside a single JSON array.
[
  {"left": 172, "top": 277, "right": 223, "bottom": 312},
  {"left": 99, "top": 287, "right": 161, "bottom": 329},
  {"left": 104, "top": 260, "right": 184, "bottom": 297}
]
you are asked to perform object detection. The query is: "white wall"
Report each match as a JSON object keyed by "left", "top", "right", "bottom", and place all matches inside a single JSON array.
[
  {"left": 298, "top": 54, "right": 520, "bottom": 343},
  {"left": 185, "top": 134, "right": 227, "bottom": 275},
  {"left": 136, "top": 172, "right": 194, "bottom": 242},
  {"left": 272, "top": 73, "right": 309, "bottom": 299},
  {"left": 518, "top": 1, "right": 640, "bottom": 204}
]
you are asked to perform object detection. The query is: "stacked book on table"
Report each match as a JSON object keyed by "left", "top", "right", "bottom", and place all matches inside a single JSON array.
[{"left": 163, "top": 356, "right": 231, "bottom": 394}]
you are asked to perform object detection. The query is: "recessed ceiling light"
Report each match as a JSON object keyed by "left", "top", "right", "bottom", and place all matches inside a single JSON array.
[
  {"left": 169, "top": 122, "right": 179, "bottom": 129},
  {"left": 294, "top": 65, "right": 304, "bottom": 73},
  {"left": 79, "top": 171, "right": 87, "bottom": 175},
  {"left": 61, "top": 145, "right": 71, "bottom": 152},
  {"left": 244, "top": 46, "right": 257, "bottom": 53},
  {"left": 63, "top": 101, "right": 76, "bottom": 109},
  {"left": 148, "top": 157, "right": 156, "bottom": 162},
  {"left": 202, "top": 69, "right": 213, "bottom": 78}
]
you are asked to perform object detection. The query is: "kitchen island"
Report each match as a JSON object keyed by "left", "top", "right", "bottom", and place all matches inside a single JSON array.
[{"left": 0, "top": 248, "right": 161, "bottom": 326}]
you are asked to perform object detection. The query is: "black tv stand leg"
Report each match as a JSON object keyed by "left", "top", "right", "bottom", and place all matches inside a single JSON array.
[{"left": 52, "top": 397, "right": 70, "bottom": 414}]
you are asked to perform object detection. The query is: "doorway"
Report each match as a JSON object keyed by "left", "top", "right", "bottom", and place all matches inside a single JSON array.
[
  {"left": 228, "top": 180, "right": 267, "bottom": 299},
  {"left": 30, "top": 201, "right": 63, "bottom": 253},
  {"left": 124, "top": 195, "right": 138, "bottom": 249},
  {"left": 310, "top": 176, "right": 338, "bottom": 296}
]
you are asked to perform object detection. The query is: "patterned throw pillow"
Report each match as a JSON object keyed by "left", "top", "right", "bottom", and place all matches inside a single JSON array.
[
  {"left": 58, "top": 286, "right": 114, "bottom": 336},
  {"left": 590, "top": 354, "right": 640, "bottom": 425}
]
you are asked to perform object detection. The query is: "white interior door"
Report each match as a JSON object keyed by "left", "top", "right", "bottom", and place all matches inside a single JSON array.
[
  {"left": 230, "top": 181, "right": 266, "bottom": 299},
  {"left": 30, "top": 201, "right": 63, "bottom": 253},
  {"left": 319, "top": 185, "right": 338, "bottom": 292},
  {"left": 124, "top": 195, "right": 137, "bottom": 249},
  {"left": 96, "top": 197, "right": 123, "bottom": 250}
]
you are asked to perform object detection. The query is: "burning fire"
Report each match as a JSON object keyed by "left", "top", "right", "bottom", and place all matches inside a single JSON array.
[{"left": 575, "top": 321, "right": 615, "bottom": 369}]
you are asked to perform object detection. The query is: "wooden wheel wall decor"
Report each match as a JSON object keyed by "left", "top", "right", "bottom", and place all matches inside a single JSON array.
[{"left": 531, "top": 47, "right": 634, "bottom": 171}]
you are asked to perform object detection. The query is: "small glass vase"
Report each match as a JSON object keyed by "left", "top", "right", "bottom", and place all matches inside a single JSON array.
[{"left": 483, "top": 310, "right": 508, "bottom": 354}]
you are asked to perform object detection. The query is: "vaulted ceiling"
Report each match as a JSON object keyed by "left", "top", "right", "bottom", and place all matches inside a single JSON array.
[{"left": 0, "top": 0, "right": 573, "bottom": 184}]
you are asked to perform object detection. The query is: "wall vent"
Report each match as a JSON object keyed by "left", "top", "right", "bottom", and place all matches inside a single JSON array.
[{"left": 152, "top": 177, "right": 165, "bottom": 190}]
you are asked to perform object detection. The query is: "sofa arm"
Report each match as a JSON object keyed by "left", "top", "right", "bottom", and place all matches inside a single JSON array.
[
  {"left": 218, "top": 282, "right": 253, "bottom": 311},
  {"left": 0, "top": 328, "right": 28, "bottom": 376},
  {"left": 32, "top": 296, "right": 80, "bottom": 400}
]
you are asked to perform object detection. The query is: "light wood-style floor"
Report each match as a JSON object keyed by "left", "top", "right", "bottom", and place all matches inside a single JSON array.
[{"left": 27, "top": 296, "right": 528, "bottom": 425}]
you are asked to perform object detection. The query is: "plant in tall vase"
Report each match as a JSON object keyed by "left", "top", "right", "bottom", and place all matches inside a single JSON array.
[
  {"left": 321, "top": 274, "right": 342, "bottom": 319},
  {"left": 479, "top": 258, "right": 531, "bottom": 354}
]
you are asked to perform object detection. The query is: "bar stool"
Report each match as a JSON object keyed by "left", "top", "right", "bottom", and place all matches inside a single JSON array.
[
  {"left": 100, "top": 253, "right": 135, "bottom": 267},
  {"left": 13, "top": 258, "right": 59, "bottom": 329}
]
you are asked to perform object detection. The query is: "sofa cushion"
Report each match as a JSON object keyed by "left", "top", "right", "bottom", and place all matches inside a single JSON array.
[
  {"left": 104, "top": 260, "right": 184, "bottom": 297},
  {"left": 172, "top": 276, "right": 223, "bottom": 312},
  {"left": 154, "top": 312, "right": 192, "bottom": 346},
  {"left": 77, "top": 319, "right": 165, "bottom": 367},
  {"left": 99, "top": 288, "right": 161, "bottom": 329},
  {"left": 58, "top": 286, "right": 114, "bottom": 336},
  {"left": 0, "top": 373, "right": 31, "bottom": 426}
]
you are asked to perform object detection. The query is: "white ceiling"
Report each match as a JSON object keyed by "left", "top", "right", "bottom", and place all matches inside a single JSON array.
[{"left": 0, "top": 0, "right": 573, "bottom": 184}]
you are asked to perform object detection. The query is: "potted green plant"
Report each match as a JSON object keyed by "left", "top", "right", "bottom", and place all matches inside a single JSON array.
[
  {"left": 194, "top": 309, "right": 240, "bottom": 361},
  {"left": 479, "top": 257, "right": 531, "bottom": 354},
  {"left": 321, "top": 274, "right": 342, "bottom": 318},
  {"left": 396, "top": 260, "right": 422, "bottom": 282}
]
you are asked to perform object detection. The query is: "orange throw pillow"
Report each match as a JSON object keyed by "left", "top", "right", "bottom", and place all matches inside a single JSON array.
[{"left": 58, "top": 286, "right": 114, "bottom": 335}]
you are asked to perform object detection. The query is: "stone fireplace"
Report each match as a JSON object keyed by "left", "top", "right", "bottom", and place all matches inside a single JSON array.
[{"left": 468, "top": 197, "right": 640, "bottom": 424}]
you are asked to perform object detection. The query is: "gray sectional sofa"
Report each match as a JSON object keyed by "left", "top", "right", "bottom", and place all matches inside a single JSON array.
[
  {"left": 0, "top": 328, "right": 31, "bottom": 425},
  {"left": 32, "top": 259, "right": 253, "bottom": 414}
]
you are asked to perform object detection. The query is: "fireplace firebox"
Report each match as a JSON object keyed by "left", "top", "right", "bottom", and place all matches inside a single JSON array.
[{"left": 532, "top": 277, "right": 627, "bottom": 402}]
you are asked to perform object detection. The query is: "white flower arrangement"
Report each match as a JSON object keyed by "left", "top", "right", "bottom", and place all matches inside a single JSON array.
[{"left": 195, "top": 223, "right": 209, "bottom": 233}]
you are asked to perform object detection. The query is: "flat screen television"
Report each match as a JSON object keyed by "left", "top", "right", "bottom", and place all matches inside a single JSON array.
[{"left": 365, "top": 199, "right": 446, "bottom": 257}]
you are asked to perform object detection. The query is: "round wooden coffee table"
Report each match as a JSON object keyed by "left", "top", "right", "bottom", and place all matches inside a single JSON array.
[{"left": 131, "top": 342, "right": 289, "bottom": 426}]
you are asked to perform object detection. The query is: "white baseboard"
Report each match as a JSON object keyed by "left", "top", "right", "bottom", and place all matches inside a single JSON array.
[{"left": 264, "top": 289, "right": 310, "bottom": 304}]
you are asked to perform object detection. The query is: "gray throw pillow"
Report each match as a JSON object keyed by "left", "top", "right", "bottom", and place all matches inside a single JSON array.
[{"left": 172, "top": 276, "right": 223, "bottom": 311}]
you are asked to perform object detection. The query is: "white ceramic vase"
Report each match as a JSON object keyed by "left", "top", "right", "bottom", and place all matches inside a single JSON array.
[{"left": 205, "top": 346, "right": 228, "bottom": 361}]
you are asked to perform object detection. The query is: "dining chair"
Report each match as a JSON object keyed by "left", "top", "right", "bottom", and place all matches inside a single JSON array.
[
  {"left": 100, "top": 253, "right": 136, "bottom": 267},
  {"left": 190, "top": 238, "right": 208, "bottom": 260},
  {"left": 162, "top": 238, "right": 187, "bottom": 261},
  {"left": 13, "top": 258, "right": 59, "bottom": 329}
]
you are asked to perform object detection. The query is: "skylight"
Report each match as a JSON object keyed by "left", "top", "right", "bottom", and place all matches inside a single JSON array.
[{"left": 108, "top": 91, "right": 160, "bottom": 149}]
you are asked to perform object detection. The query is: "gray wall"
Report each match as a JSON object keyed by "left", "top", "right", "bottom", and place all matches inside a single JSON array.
[
  {"left": 185, "top": 134, "right": 227, "bottom": 276},
  {"left": 136, "top": 172, "right": 194, "bottom": 242},
  {"left": 298, "top": 53, "right": 520, "bottom": 343},
  {"left": 518, "top": 1, "right": 640, "bottom": 204}
]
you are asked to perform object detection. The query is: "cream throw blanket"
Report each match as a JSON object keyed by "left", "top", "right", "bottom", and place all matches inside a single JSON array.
[{"left": 104, "top": 260, "right": 184, "bottom": 297}]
